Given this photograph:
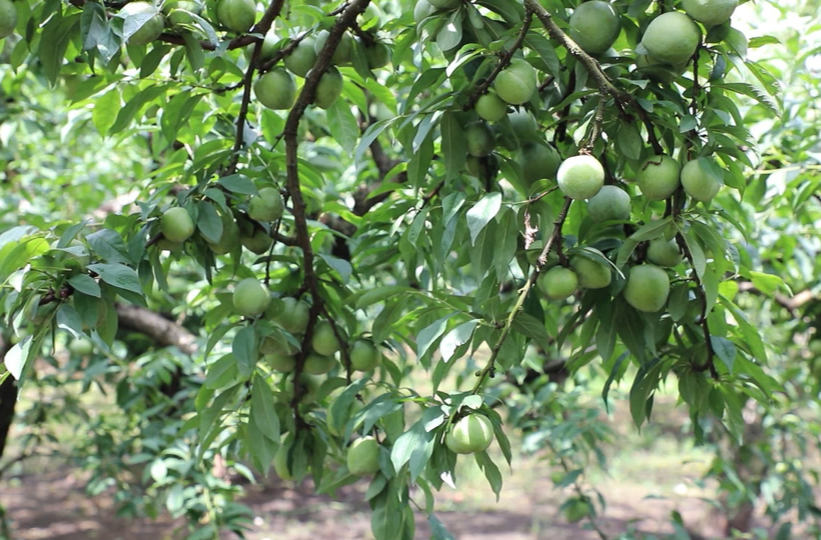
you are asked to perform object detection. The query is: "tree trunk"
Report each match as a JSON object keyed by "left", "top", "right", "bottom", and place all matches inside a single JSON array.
[{"left": 0, "top": 336, "right": 17, "bottom": 462}]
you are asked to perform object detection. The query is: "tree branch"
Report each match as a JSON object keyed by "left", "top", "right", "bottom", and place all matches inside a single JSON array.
[
  {"left": 463, "top": 8, "right": 533, "bottom": 111},
  {"left": 471, "top": 197, "right": 573, "bottom": 396},
  {"left": 115, "top": 304, "right": 198, "bottom": 355},
  {"left": 524, "top": 0, "right": 664, "bottom": 154},
  {"left": 282, "top": 0, "right": 372, "bottom": 422},
  {"left": 225, "top": 0, "right": 286, "bottom": 174}
]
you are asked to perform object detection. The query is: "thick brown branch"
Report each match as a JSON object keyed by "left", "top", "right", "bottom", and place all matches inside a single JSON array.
[
  {"left": 115, "top": 304, "right": 198, "bottom": 355},
  {"left": 463, "top": 8, "right": 533, "bottom": 111},
  {"left": 736, "top": 282, "right": 816, "bottom": 313},
  {"left": 282, "top": 0, "right": 372, "bottom": 425}
]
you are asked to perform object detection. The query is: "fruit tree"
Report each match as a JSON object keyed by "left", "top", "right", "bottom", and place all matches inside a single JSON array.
[{"left": 1, "top": 0, "right": 820, "bottom": 538}]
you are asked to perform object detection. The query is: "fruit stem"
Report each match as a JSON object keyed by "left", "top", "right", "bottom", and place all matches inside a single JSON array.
[
  {"left": 469, "top": 197, "right": 573, "bottom": 396},
  {"left": 462, "top": 8, "right": 534, "bottom": 111}
]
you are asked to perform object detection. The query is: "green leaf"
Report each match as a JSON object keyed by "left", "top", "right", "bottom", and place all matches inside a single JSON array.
[
  {"left": 250, "top": 375, "right": 280, "bottom": 444},
  {"left": 88, "top": 263, "right": 144, "bottom": 296},
  {"left": 436, "top": 9, "right": 463, "bottom": 51},
  {"left": 439, "top": 320, "right": 479, "bottom": 363},
  {"left": 511, "top": 311, "right": 551, "bottom": 350},
  {"left": 39, "top": 12, "right": 80, "bottom": 86},
  {"left": 92, "top": 88, "right": 121, "bottom": 135},
  {"left": 440, "top": 111, "right": 466, "bottom": 181},
  {"left": 217, "top": 174, "right": 258, "bottom": 194},
  {"left": 474, "top": 450, "right": 503, "bottom": 501},
  {"left": 327, "top": 99, "right": 359, "bottom": 155},
  {"left": 233, "top": 326, "right": 258, "bottom": 378},
  {"left": 417, "top": 314, "right": 457, "bottom": 361},
  {"left": 711, "top": 336, "right": 736, "bottom": 373},
  {"left": 466, "top": 192, "right": 502, "bottom": 245},
  {"left": 196, "top": 201, "right": 223, "bottom": 244},
  {"left": 67, "top": 274, "right": 101, "bottom": 298},
  {"left": 390, "top": 408, "right": 438, "bottom": 481}
]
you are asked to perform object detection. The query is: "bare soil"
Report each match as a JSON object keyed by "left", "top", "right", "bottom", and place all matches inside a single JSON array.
[{"left": 0, "top": 460, "right": 728, "bottom": 540}]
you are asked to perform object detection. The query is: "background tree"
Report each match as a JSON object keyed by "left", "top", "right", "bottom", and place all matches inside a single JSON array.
[{"left": 0, "top": 0, "right": 820, "bottom": 539}]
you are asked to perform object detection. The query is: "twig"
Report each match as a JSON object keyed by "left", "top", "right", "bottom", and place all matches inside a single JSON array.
[
  {"left": 224, "top": 0, "right": 286, "bottom": 175},
  {"left": 258, "top": 30, "right": 312, "bottom": 74},
  {"left": 546, "top": 439, "right": 609, "bottom": 540},
  {"left": 463, "top": 8, "right": 534, "bottom": 111},
  {"left": 469, "top": 197, "right": 573, "bottom": 396}
]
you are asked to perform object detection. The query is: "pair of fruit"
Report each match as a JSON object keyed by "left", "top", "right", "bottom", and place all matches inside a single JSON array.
[
  {"left": 637, "top": 155, "right": 724, "bottom": 202},
  {"left": 254, "top": 66, "right": 344, "bottom": 110},
  {"left": 537, "top": 249, "right": 612, "bottom": 301}
]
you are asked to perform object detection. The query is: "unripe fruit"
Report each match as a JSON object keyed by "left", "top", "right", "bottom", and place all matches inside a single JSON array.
[
  {"left": 587, "top": 185, "right": 631, "bottom": 222},
  {"left": 160, "top": 207, "right": 195, "bottom": 243},
  {"left": 284, "top": 37, "right": 317, "bottom": 77},
  {"left": 264, "top": 352, "right": 296, "bottom": 372},
  {"left": 493, "top": 59, "right": 537, "bottom": 105},
  {"left": 240, "top": 228, "right": 273, "bottom": 254},
  {"left": 428, "top": 0, "right": 461, "bottom": 9},
  {"left": 537, "top": 266, "right": 579, "bottom": 301},
  {"left": 363, "top": 40, "right": 391, "bottom": 70},
  {"left": 268, "top": 297, "right": 310, "bottom": 335},
  {"left": 518, "top": 143, "right": 561, "bottom": 186},
  {"left": 327, "top": 397, "right": 364, "bottom": 437},
  {"left": 347, "top": 436, "right": 381, "bottom": 476},
  {"left": 314, "top": 66, "right": 344, "bottom": 109},
  {"left": 314, "top": 30, "right": 353, "bottom": 65},
  {"left": 207, "top": 211, "right": 240, "bottom": 255},
  {"left": 507, "top": 108, "right": 538, "bottom": 138},
  {"left": 646, "top": 238, "right": 682, "bottom": 267},
  {"left": 120, "top": 2, "right": 165, "bottom": 46},
  {"left": 557, "top": 155, "right": 605, "bottom": 200},
  {"left": 162, "top": 0, "right": 202, "bottom": 27},
  {"left": 69, "top": 337, "right": 94, "bottom": 356},
  {"left": 623, "top": 264, "right": 670, "bottom": 312},
  {"left": 570, "top": 250, "right": 612, "bottom": 289},
  {"left": 564, "top": 498, "right": 593, "bottom": 523},
  {"left": 466, "top": 155, "right": 499, "bottom": 183},
  {"left": 475, "top": 91, "right": 508, "bottom": 122},
  {"left": 0, "top": 0, "right": 17, "bottom": 39},
  {"left": 682, "top": 0, "right": 738, "bottom": 27},
  {"left": 311, "top": 321, "right": 341, "bottom": 356},
  {"left": 569, "top": 1, "right": 621, "bottom": 55},
  {"left": 445, "top": 414, "right": 494, "bottom": 454},
  {"left": 413, "top": 0, "right": 436, "bottom": 24},
  {"left": 635, "top": 54, "right": 688, "bottom": 84},
  {"left": 641, "top": 12, "right": 701, "bottom": 66},
  {"left": 465, "top": 121, "right": 495, "bottom": 157},
  {"left": 304, "top": 353, "right": 337, "bottom": 375},
  {"left": 215, "top": 0, "right": 256, "bottom": 33},
  {"left": 350, "top": 339, "right": 381, "bottom": 371},
  {"left": 636, "top": 155, "right": 681, "bottom": 200},
  {"left": 233, "top": 278, "right": 271, "bottom": 317},
  {"left": 258, "top": 31, "right": 279, "bottom": 61},
  {"left": 681, "top": 157, "right": 723, "bottom": 202},
  {"left": 248, "top": 187, "right": 284, "bottom": 221},
  {"left": 254, "top": 69, "right": 296, "bottom": 110}
]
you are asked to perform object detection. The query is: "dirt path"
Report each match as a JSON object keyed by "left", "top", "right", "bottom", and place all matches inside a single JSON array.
[{"left": 0, "top": 463, "right": 725, "bottom": 540}]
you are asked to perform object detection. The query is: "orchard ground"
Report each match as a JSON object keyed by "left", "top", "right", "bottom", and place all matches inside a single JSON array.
[{"left": 3, "top": 382, "right": 815, "bottom": 540}]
